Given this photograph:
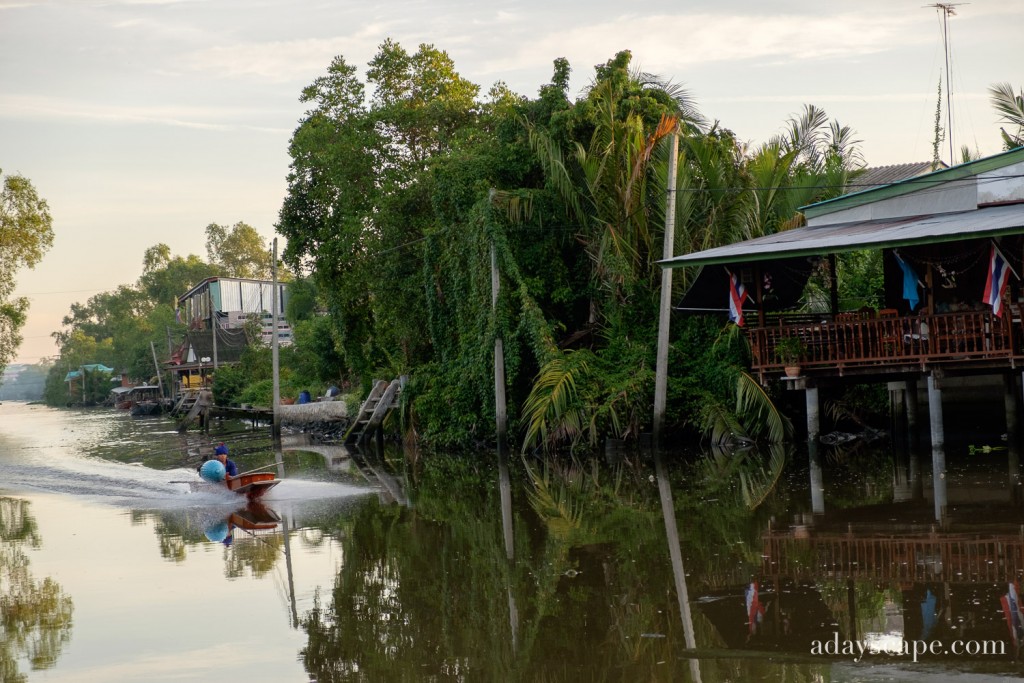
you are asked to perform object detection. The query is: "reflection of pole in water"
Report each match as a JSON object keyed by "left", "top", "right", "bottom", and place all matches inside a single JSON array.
[
  {"left": 809, "top": 439, "right": 825, "bottom": 516},
  {"left": 654, "top": 450, "right": 701, "bottom": 683},
  {"left": 927, "top": 375, "right": 947, "bottom": 523},
  {"left": 276, "top": 446, "right": 299, "bottom": 628},
  {"left": 1005, "top": 373, "right": 1022, "bottom": 502},
  {"left": 498, "top": 448, "right": 518, "bottom": 653}
]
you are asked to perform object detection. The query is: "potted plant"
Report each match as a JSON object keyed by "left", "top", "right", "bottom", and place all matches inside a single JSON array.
[{"left": 775, "top": 336, "right": 806, "bottom": 378}]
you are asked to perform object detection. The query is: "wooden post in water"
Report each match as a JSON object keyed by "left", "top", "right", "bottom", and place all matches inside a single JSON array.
[
  {"left": 271, "top": 238, "right": 281, "bottom": 441},
  {"left": 653, "top": 130, "right": 679, "bottom": 450}
]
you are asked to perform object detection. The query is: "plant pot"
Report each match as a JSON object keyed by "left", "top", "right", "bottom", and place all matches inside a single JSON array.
[{"left": 784, "top": 365, "right": 802, "bottom": 378}]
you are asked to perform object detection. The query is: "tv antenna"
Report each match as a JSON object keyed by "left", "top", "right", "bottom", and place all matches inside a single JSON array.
[{"left": 925, "top": 3, "right": 966, "bottom": 165}]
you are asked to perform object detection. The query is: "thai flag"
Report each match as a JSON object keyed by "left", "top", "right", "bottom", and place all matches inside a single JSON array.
[
  {"left": 729, "top": 272, "right": 748, "bottom": 327},
  {"left": 1001, "top": 582, "right": 1024, "bottom": 644},
  {"left": 745, "top": 581, "right": 765, "bottom": 635},
  {"left": 983, "top": 244, "right": 1012, "bottom": 317}
]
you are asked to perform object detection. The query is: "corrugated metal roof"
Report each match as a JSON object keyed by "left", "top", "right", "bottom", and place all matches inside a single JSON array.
[
  {"left": 850, "top": 161, "right": 943, "bottom": 191},
  {"left": 660, "top": 202, "right": 1024, "bottom": 268}
]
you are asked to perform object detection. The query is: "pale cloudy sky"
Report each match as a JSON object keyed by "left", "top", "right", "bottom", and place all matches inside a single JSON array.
[{"left": 3, "top": 0, "right": 1022, "bottom": 364}]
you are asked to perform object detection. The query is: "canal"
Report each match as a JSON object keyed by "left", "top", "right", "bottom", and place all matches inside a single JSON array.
[{"left": 2, "top": 400, "right": 1023, "bottom": 682}]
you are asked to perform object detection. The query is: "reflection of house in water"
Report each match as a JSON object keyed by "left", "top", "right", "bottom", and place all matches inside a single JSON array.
[
  {"left": 280, "top": 435, "right": 408, "bottom": 505},
  {"left": 694, "top": 447, "right": 1024, "bottom": 661}
]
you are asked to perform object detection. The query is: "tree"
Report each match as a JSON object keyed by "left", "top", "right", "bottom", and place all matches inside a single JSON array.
[
  {"left": 278, "top": 41, "right": 482, "bottom": 382},
  {"left": 989, "top": 82, "right": 1024, "bottom": 150},
  {"left": 0, "top": 168, "right": 54, "bottom": 375},
  {"left": 205, "top": 222, "right": 271, "bottom": 279},
  {"left": 137, "top": 244, "right": 216, "bottom": 305}
]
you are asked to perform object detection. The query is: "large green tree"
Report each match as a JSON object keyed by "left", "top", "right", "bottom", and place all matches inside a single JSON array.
[
  {"left": 278, "top": 41, "right": 484, "bottom": 383},
  {"left": 0, "top": 169, "right": 53, "bottom": 375},
  {"left": 205, "top": 222, "right": 271, "bottom": 279}
]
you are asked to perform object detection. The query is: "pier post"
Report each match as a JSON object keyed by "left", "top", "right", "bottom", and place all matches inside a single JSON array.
[{"left": 927, "top": 373, "right": 947, "bottom": 522}]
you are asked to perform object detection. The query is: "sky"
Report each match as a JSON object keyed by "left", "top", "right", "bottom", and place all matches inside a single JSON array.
[{"left": 3, "top": 0, "right": 1022, "bottom": 365}]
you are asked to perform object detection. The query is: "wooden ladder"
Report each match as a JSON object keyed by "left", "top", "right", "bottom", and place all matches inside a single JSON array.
[{"left": 343, "top": 378, "right": 401, "bottom": 444}]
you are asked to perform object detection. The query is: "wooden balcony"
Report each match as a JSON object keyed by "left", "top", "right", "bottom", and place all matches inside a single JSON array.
[{"left": 749, "top": 309, "right": 1024, "bottom": 379}]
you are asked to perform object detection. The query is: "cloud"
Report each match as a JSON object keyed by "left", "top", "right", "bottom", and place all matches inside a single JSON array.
[
  {"left": 476, "top": 11, "right": 927, "bottom": 78},
  {"left": 0, "top": 94, "right": 292, "bottom": 130},
  {"left": 184, "top": 24, "right": 392, "bottom": 83}
]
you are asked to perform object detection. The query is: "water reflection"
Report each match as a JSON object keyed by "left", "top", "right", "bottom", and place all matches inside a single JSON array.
[
  {"left": 0, "top": 497, "right": 74, "bottom": 679},
  {"left": 11, "top": 403, "right": 1024, "bottom": 680}
]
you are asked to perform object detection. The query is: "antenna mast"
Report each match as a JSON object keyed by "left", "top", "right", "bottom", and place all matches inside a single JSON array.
[{"left": 927, "top": 3, "right": 964, "bottom": 165}]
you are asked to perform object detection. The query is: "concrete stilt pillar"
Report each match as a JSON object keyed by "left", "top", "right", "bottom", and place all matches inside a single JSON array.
[
  {"left": 927, "top": 374, "right": 947, "bottom": 522},
  {"left": 906, "top": 378, "right": 920, "bottom": 453}
]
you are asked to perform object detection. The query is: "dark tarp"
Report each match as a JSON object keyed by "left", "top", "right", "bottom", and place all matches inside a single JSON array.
[{"left": 676, "top": 257, "right": 815, "bottom": 313}]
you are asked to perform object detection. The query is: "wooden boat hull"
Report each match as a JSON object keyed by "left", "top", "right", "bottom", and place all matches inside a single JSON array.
[{"left": 226, "top": 472, "right": 280, "bottom": 500}]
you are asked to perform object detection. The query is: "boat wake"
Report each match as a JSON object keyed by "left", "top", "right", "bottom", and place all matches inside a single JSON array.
[{"left": 0, "top": 453, "right": 373, "bottom": 509}]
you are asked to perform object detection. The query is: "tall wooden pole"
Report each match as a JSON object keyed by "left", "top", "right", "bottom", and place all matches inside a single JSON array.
[
  {"left": 653, "top": 131, "right": 679, "bottom": 450},
  {"left": 271, "top": 238, "right": 281, "bottom": 440},
  {"left": 150, "top": 341, "right": 164, "bottom": 398},
  {"left": 211, "top": 311, "right": 219, "bottom": 369},
  {"left": 489, "top": 189, "right": 509, "bottom": 458}
]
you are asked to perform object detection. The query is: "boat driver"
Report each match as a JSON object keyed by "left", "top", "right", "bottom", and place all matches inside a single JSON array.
[{"left": 214, "top": 443, "right": 238, "bottom": 481}]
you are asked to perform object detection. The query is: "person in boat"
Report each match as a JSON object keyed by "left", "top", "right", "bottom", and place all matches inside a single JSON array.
[{"left": 214, "top": 443, "right": 238, "bottom": 482}]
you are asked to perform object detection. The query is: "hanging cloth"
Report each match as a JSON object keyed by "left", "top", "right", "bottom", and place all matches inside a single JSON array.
[{"left": 894, "top": 252, "right": 921, "bottom": 311}]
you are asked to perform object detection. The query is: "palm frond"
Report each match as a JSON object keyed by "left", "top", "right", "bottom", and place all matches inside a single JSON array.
[
  {"left": 522, "top": 458, "right": 584, "bottom": 539},
  {"left": 989, "top": 83, "right": 1024, "bottom": 149},
  {"left": 700, "top": 397, "right": 750, "bottom": 445},
  {"left": 520, "top": 350, "right": 593, "bottom": 452},
  {"left": 735, "top": 371, "right": 792, "bottom": 444},
  {"left": 739, "top": 444, "right": 788, "bottom": 509}
]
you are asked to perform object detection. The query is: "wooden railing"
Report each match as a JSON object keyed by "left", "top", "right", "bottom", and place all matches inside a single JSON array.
[{"left": 750, "top": 310, "right": 1022, "bottom": 374}]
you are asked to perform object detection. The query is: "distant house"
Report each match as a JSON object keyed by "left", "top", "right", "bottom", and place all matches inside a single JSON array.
[
  {"left": 176, "top": 276, "right": 292, "bottom": 346},
  {"left": 169, "top": 276, "right": 290, "bottom": 394},
  {"left": 64, "top": 363, "right": 116, "bottom": 404}
]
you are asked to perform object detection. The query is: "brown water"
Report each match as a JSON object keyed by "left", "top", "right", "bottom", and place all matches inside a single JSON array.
[{"left": 2, "top": 401, "right": 1024, "bottom": 682}]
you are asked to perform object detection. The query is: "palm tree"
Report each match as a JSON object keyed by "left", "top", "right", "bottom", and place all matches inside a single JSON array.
[{"left": 989, "top": 83, "right": 1024, "bottom": 150}]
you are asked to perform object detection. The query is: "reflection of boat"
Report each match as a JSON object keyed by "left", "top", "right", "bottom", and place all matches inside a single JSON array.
[
  {"left": 228, "top": 501, "right": 282, "bottom": 531},
  {"left": 206, "top": 501, "right": 282, "bottom": 546},
  {"left": 226, "top": 472, "right": 281, "bottom": 501}
]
